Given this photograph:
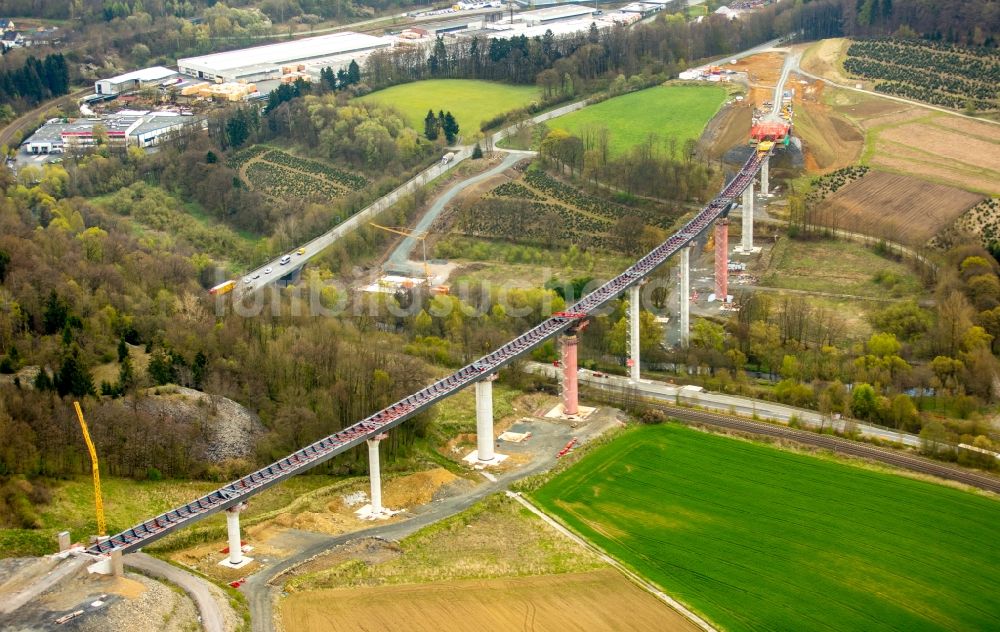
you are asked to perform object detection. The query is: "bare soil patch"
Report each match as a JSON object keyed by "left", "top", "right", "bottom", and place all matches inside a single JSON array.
[
  {"left": 700, "top": 103, "right": 753, "bottom": 159},
  {"left": 879, "top": 123, "right": 1000, "bottom": 172},
  {"left": 279, "top": 569, "right": 699, "bottom": 632},
  {"left": 818, "top": 170, "right": 982, "bottom": 244},
  {"left": 800, "top": 38, "right": 853, "bottom": 84},
  {"left": 795, "top": 97, "right": 864, "bottom": 173}
]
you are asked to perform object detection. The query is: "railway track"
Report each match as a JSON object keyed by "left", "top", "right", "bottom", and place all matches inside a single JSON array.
[{"left": 653, "top": 402, "right": 1000, "bottom": 494}]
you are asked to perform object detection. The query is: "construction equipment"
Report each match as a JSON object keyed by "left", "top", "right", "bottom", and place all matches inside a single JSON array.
[
  {"left": 369, "top": 222, "right": 431, "bottom": 282},
  {"left": 73, "top": 401, "right": 106, "bottom": 537}
]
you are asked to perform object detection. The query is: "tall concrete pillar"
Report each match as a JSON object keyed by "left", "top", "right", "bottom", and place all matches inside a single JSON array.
[
  {"left": 628, "top": 284, "right": 640, "bottom": 382},
  {"left": 715, "top": 220, "right": 729, "bottom": 302},
  {"left": 742, "top": 182, "right": 754, "bottom": 252},
  {"left": 561, "top": 330, "right": 580, "bottom": 415},
  {"left": 761, "top": 156, "right": 769, "bottom": 196},
  {"left": 367, "top": 435, "right": 386, "bottom": 514},
  {"left": 225, "top": 504, "right": 246, "bottom": 565},
  {"left": 475, "top": 376, "right": 496, "bottom": 462},
  {"left": 680, "top": 245, "right": 691, "bottom": 348}
]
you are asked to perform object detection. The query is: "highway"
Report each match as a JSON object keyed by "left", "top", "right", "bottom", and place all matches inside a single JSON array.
[
  {"left": 86, "top": 143, "right": 768, "bottom": 557},
  {"left": 235, "top": 146, "right": 472, "bottom": 295},
  {"left": 235, "top": 99, "right": 587, "bottom": 295}
]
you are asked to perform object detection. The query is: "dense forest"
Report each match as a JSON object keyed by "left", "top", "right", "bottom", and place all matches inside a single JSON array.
[{"left": 0, "top": 53, "right": 69, "bottom": 113}]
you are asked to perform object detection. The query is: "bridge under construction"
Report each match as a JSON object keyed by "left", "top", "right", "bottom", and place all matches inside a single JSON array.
[{"left": 84, "top": 146, "right": 773, "bottom": 561}]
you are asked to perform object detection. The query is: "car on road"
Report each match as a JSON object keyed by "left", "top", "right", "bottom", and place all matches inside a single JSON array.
[
  {"left": 243, "top": 277, "right": 252, "bottom": 284},
  {"left": 296, "top": 247, "right": 305, "bottom": 255},
  {"left": 280, "top": 254, "right": 291, "bottom": 265},
  {"left": 264, "top": 267, "right": 273, "bottom": 274},
  {"left": 593, "top": 371, "right": 606, "bottom": 377},
  {"left": 252, "top": 272, "right": 261, "bottom": 279}
]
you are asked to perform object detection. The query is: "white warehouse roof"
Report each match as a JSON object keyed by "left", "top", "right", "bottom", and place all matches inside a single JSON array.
[
  {"left": 518, "top": 4, "right": 594, "bottom": 22},
  {"left": 178, "top": 32, "right": 389, "bottom": 75},
  {"left": 100, "top": 66, "right": 176, "bottom": 85}
]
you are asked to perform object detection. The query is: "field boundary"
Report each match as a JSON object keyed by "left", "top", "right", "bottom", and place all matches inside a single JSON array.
[{"left": 508, "top": 491, "right": 718, "bottom": 632}]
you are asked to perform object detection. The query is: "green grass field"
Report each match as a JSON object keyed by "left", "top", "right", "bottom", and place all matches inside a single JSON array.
[
  {"left": 532, "top": 424, "right": 1000, "bottom": 631},
  {"left": 547, "top": 85, "right": 727, "bottom": 157},
  {"left": 357, "top": 79, "right": 541, "bottom": 134}
]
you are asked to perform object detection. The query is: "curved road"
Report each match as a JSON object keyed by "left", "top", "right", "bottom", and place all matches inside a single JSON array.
[
  {"left": 387, "top": 149, "right": 535, "bottom": 272},
  {"left": 243, "top": 414, "right": 612, "bottom": 632},
  {"left": 125, "top": 552, "right": 232, "bottom": 632}
]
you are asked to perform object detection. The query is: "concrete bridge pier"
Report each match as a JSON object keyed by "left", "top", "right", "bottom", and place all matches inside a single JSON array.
[
  {"left": 761, "top": 156, "right": 770, "bottom": 196},
  {"left": 367, "top": 434, "right": 388, "bottom": 515},
  {"left": 475, "top": 375, "right": 497, "bottom": 462},
  {"left": 715, "top": 219, "right": 729, "bottom": 302},
  {"left": 219, "top": 502, "right": 251, "bottom": 568},
  {"left": 629, "top": 284, "right": 641, "bottom": 382},
  {"left": 680, "top": 245, "right": 691, "bottom": 348},
  {"left": 738, "top": 182, "right": 757, "bottom": 254}
]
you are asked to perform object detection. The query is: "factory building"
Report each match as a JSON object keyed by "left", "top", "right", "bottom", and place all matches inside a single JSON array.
[
  {"left": 94, "top": 66, "right": 178, "bottom": 96},
  {"left": 517, "top": 4, "right": 596, "bottom": 25},
  {"left": 177, "top": 32, "right": 391, "bottom": 83}
]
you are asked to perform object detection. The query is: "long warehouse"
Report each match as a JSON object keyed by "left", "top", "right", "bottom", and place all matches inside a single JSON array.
[{"left": 177, "top": 32, "right": 391, "bottom": 83}]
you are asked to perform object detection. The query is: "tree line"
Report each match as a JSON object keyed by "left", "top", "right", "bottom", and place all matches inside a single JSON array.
[{"left": 0, "top": 53, "right": 69, "bottom": 112}]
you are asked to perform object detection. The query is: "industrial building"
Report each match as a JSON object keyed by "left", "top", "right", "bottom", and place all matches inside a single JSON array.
[
  {"left": 517, "top": 4, "right": 595, "bottom": 25},
  {"left": 21, "top": 110, "right": 205, "bottom": 157},
  {"left": 94, "top": 66, "right": 178, "bottom": 95},
  {"left": 177, "top": 32, "right": 391, "bottom": 83}
]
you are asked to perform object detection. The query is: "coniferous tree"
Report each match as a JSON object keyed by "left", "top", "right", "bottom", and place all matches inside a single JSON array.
[
  {"left": 442, "top": 111, "right": 459, "bottom": 144},
  {"left": 56, "top": 347, "right": 94, "bottom": 397},
  {"left": 347, "top": 60, "right": 361, "bottom": 85},
  {"left": 424, "top": 110, "right": 439, "bottom": 141}
]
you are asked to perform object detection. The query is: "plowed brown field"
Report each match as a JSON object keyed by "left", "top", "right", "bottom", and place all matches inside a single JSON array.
[
  {"left": 816, "top": 170, "right": 982, "bottom": 244},
  {"left": 279, "top": 569, "right": 699, "bottom": 632}
]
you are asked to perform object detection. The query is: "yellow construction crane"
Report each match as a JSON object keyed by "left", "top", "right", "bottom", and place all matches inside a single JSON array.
[
  {"left": 73, "top": 401, "right": 106, "bottom": 537},
  {"left": 369, "top": 222, "right": 431, "bottom": 282}
]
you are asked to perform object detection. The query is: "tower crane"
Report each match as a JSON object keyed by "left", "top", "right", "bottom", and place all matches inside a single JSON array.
[
  {"left": 369, "top": 223, "right": 432, "bottom": 283},
  {"left": 73, "top": 401, "right": 106, "bottom": 537}
]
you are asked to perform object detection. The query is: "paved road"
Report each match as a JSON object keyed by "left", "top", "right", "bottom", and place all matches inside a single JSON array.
[
  {"left": 237, "top": 99, "right": 587, "bottom": 295},
  {"left": 526, "top": 362, "right": 923, "bottom": 448},
  {"left": 242, "top": 412, "right": 617, "bottom": 632},
  {"left": 0, "top": 556, "right": 86, "bottom": 616},
  {"left": 236, "top": 146, "right": 473, "bottom": 294},
  {"left": 126, "top": 553, "right": 231, "bottom": 632},
  {"left": 387, "top": 149, "right": 535, "bottom": 273}
]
